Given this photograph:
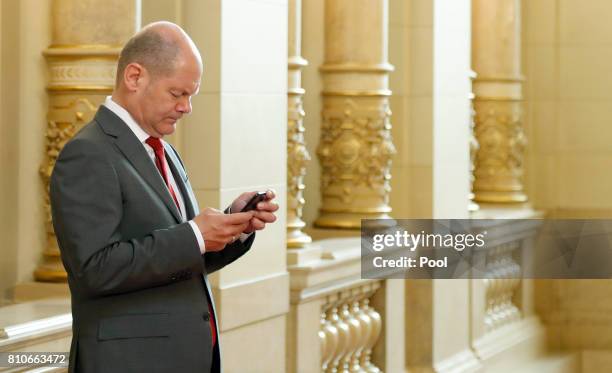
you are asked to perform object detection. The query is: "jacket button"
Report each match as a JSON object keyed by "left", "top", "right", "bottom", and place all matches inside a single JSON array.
[
  {"left": 203, "top": 313, "right": 210, "bottom": 321},
  {"left": 171, "top": 276, "right": 177, "bottom": 281}
]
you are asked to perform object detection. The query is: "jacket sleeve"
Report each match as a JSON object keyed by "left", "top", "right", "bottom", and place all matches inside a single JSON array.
[
  {"left": 50, "top": 138, "right": 204, "bottom": 298},
  {"left": 203, "top": 232, "right": 255, "bottom": 275}
]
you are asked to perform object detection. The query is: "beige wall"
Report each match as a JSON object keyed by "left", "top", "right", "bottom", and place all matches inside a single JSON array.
[
  {"left": 524, "top": 0, "right": 612, "bottom": 216},
  {"left": 524, "top": 0, "right": 612, "bottom": 354},
  {"left": 388, "top": 0, "right": 434, "bottom": 219},
  {"left": 433, "top": 0, "right": 471, "bottom": 218},
  {"left": 387, "top": 0, "right": 470, "bottom": 221},
  {"left": 0, "top": 0, "right": 50, "bottom": 299},
  {"left": 142, "top": 0, "right": 180, "bottom": 25},
  {"left": 15, "top": 0, "right": 50, "bottom": 286}
]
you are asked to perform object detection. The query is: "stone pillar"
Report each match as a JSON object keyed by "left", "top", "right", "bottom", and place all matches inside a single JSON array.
[
  {"left": 472, "top": 0, "right": 528, "bottom": 204},
  {"left": 34, "top": 0, "right": 139, "bottom": 281},
  {"left": 315, "top": 0, "right": 396, "bottom": 229},
  {"left": 287, "top": 0, "right": 312, "bottom": 248}
]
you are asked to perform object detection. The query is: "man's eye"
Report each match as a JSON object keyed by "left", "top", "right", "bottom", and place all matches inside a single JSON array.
[{"left": 171, "top": 92, "right": 180, "bottom": 98}]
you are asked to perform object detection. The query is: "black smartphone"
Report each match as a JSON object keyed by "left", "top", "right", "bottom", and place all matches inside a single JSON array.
[{"left": 240, "top": 192, "right": 268, "bottom": 212}]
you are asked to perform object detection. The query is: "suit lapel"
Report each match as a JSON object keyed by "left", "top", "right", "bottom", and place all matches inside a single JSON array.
[{"left": 94, "top": 106, "right": 183, "bottom": 223}]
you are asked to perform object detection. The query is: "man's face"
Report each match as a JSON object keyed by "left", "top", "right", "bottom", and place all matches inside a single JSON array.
[{"left": 136, "top": 56, "right": 202, "bottom": 138}]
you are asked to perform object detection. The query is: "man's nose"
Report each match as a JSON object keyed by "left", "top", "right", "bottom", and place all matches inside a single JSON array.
[{"left": 177, "top": 97, "right": 192, "bottom": 114}]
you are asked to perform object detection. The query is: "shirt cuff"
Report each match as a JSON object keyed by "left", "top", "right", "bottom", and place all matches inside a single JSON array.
[
  {"left": 239, "top": 232, "right": 253, "bottom": 243},
  {"left": 188, "top": 220, "right": 206, "bottom": 253}
]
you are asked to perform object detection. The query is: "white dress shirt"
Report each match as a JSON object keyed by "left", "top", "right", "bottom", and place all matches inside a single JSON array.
[{"left": 103, "top": 96, "right": 206, "bottom": 252}]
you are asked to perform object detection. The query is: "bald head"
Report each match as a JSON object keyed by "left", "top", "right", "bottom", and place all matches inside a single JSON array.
[{"left": 115, "top": 21, "right": 202, "bottom": 87}]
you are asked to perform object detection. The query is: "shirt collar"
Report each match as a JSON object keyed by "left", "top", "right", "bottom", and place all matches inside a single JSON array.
[{"left": 103, "top": 96, "right": 152, "bottom": 144}]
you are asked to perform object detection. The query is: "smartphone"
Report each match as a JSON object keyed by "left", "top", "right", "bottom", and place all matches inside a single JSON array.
[{"left": 240, "top": 192, "right": 268, "bottom": 212}]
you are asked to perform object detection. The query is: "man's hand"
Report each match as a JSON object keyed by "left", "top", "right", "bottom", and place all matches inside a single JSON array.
[
  {"left": 230, "top": 190, "right": 279, "bottom": 233},
  {"left": 192, "top": 208, "right": 254, "bottom": 252}
]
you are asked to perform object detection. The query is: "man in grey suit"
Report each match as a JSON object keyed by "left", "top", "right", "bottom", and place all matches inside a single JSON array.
[{"left": 50, "top": 21, "right": 278, "bottom": 373}]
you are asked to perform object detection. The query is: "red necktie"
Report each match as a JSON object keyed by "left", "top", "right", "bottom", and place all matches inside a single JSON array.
[
  {"left": 145, "top": 136, "right": 217, "bottom": 349},
  {"left": 145, "top": 137, "right": 180, "bottom": 211}
]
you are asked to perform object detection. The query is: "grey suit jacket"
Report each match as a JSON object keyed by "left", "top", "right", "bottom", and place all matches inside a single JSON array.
[{"left": 50, "top": 106, "right": 254, "bottom": 373}]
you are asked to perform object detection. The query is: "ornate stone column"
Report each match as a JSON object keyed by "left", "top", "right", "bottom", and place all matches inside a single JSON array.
[
  {"left": 472, "top": 0, "right": 528, "bottom": 204},
  {"left": 468, "top": 70, "right": 480, "bottom": 212},
  {"left": 315, "top": 0, "right": 395, "bottom": 229},
  {"left": 34, "top": 0, "right": 138, "bottom": 281},
  {"left": 287, "top": 0, "right": 312, "bottom": 248}
]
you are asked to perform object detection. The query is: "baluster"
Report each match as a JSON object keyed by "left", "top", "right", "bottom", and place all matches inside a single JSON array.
[{"left": 326, "top": 300, "right": 350, "bottom": 373}]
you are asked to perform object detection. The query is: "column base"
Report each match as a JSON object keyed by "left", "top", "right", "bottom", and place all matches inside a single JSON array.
[
  {"left": 287, "top": 227, "right": 313, "bottom": 248},
  {"left": 287, "top": 244, "right": 323, "bottom": 266},
  {"left": 470, "top": 203, "right": 544, "bottom": 219},
  {"left": 473, "top": 190, "right": 528, "bottom": 204},
  {"left": 33, "top": 254, "right": 67, "bottom": 282},
  {"left": 314, "top": 211, "right": 393, "bottom": 230},
  {"left": 10, "top": 281, "right": 70, "bottom": 302},
  {"left": 34, "top": 267, "right": 67, "bottom": 282},
  {"left": 304, "top": 227, "right": 360, "bottom": 241}
]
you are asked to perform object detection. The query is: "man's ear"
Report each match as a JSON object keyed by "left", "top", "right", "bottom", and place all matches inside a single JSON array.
[{"left": 123, "top": 63, "right": 145, "bottom": 92}]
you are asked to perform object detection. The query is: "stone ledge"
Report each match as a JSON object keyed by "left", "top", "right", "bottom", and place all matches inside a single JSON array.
[{"left": 0, "top": 298, "right": 71, "bottom": 351}]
